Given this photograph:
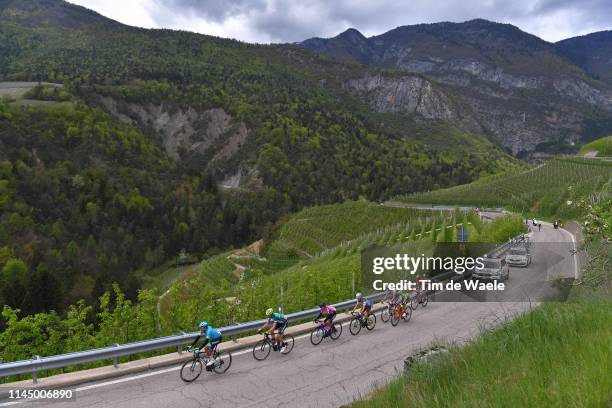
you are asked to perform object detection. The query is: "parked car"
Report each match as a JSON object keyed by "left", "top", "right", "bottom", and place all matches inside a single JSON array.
[{"left": 473, "top": 257, "right": 509, "bottom": 281}]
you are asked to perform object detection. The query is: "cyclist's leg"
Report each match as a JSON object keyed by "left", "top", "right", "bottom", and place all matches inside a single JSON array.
[
  {"left": 270, "top": 322, "right": 279, "bottom": 344},
  {"left": 323, "top": 317, "right": 332, "bottom": 332},
  {"left": 278, "top": 322, "right": 288, "bottom": 350},
  {"left": 324, "top": 313, "right": 336, "bottom": 334},
  {"left": 329, "top": 312, "right": 337, "bottom": 331},
  {"left": 277, "top": 321, "right": 287, "bottom": 343},
  {"left": 204, "top": 343, "right": 213, "bottom": 358},
  {"left": 205, "top": 339, "right": 221, "bottom": 366}
]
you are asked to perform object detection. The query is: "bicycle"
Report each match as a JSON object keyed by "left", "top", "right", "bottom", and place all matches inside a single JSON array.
[
  {"left": 349, "top": 311, "right": 376, "bottom": 335},
  {"left": 390, "top": 301, "right": 412, "bottom": 326},
  {"left": 410, "top": 291, "right": 429, "bottom": 310},
  {"left": 252, "top": 331, "right": 295, "bottom": 361},
  {"left": 310, "top": 319, "right": 342, "bottom": 345},
  {"left": 180, "top": 346, "right": 232, "bottom": 382},
  {"left": 380, "top": 301, "right": 398, "bottom": 323}
]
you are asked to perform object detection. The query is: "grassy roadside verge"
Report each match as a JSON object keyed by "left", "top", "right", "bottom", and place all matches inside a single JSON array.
[
  {"left": 351, "top": 302, "right": 611, "bottom": 407},
  {"left": 350, "top": 243, "right": 611, "bottom": 408}
]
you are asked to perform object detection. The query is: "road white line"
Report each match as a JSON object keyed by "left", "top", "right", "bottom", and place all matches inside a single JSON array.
[
  {"left": 560, "top": 227, "right": 579, "bottom": 279},
  {"left": 78, "top": 332, "right": 311, "bottom": 391},
  {"left": 0, "top": 329, "right": 330, "bottom": 406}
]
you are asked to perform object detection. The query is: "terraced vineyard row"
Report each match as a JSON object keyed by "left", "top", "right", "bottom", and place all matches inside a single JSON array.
[
  {"left": 399, "top": 158, "right": 612, "bottom": 216},
  {"left": 265, "top": 201, "right": 434, "bottom": 258}
]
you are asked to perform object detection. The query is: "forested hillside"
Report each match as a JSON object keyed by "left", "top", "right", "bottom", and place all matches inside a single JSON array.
[
  {"left": 0, "top": 99, "right": 286, "bottom": 313},
  {"left": 0, "top": 0, "right": 516, "bottom": 317}
]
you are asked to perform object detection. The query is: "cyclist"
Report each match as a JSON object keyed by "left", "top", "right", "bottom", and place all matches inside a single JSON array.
[
  {"left": 414, "top": 274, "right": 427, "bottom": 301},
  {"left": 189, "top": 321, "right": 223, "bottom": 367},
  {"left": 351, "top": 292, "right": 373, "bottom": 321},
  {"left": 398, "top": 291, "right": 411, "bottom": 318},
  {"left": 314, "top": 302, "right": 336, "bottom": 337},
  {"left": 258, "top": 308, "right": 289, "bottom": 353},
  {"left": 384, "top": 288, "right": 400, "bottom": 306}
]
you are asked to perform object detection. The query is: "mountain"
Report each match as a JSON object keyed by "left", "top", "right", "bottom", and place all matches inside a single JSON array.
[
  {"left": 557, "top": 31, "right": 612, "bottom": 87},
  {"left": 0, "top": 0, "right": 516, "bottom": 316},
  {"left": 300, "top": 20, "right": 612, "bottom": 154},
  {"left": 300, "top": 28, "right": 375, "bottom": 64}
]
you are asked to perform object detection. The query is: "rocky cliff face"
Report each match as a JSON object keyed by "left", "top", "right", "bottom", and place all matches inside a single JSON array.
[
  {"left": 342, "top": 70, "right": 610, "bottom": 154},
  {"left": 98, "top": 96, "right": 249, "bottom": 169},
  {"left": 301, "top": 20, "right": 612, "bottom": 155}
]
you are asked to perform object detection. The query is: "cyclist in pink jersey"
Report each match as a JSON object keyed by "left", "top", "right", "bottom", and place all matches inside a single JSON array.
[{"left": 314, "top": 302, "right": 337, "bottom": 336}]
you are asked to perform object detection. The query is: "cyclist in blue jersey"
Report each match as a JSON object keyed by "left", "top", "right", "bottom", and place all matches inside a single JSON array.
[
  {"left": 258, "top": 308, "right": 289, "bottom": 352},
  {"left": 351, "top": 292, "right": 373, "bottom": 319},
  {"left": 189, "top": 321, "right": 223, "bottom": 367}
]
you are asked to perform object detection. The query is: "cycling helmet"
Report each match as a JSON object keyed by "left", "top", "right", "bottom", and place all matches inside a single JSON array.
[
  {"left": 265, "top": 308, "right": 274, "bottom": 317},
  {"left": 356, "top": 292, "right": 363, "bottom": 300},
  {"left": 198, "top": 321, "right": 208, "bottom": 329},
  {"left": 318, "top": 302, "right": 326, "bottom": 308}
]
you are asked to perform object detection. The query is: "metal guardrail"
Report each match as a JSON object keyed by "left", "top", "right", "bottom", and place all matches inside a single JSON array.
[
  {"left": 0, "top": 237, "right": 516, "bottom": 381},
  {"left": 0, "top": 295, "right": 384, "bottom": 380}
]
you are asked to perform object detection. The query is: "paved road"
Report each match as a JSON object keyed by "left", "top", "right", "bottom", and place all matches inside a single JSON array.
[
  {"left": 382, "top": 201, "right": 505, "bottom": 222},
  {"left": 7, "top": 223, "right": 576, "bottom": 408}
]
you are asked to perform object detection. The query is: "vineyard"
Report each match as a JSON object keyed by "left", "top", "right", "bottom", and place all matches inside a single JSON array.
[
  {"left": 159, "top": 201, "right": 524, "bottom": 331},
  {"left": 263, "top": 201, "right": 437, "bottom": 259},
  {"left": 398, "top": 158, "right": 612, "bottom": 217}
]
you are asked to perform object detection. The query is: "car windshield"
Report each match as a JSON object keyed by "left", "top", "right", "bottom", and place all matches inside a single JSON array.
[
  {"left": 510, "top": 248, "right": 526, "bottom": 255},
  {"left": 482, "top": 259, "right": 501, "bottom": 269}
]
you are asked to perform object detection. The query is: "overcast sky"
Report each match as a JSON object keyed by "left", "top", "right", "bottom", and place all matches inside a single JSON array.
[{"left": 68, "top": 0, "right": 611, "bottom": 43}]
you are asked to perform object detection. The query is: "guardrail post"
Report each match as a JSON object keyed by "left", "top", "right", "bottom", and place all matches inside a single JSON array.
[
  {"left": 177, "top": 332, "right": 186, "bottom": 353},
  {"left": 32, "top": 355, "right": 40, "bottom": 384},
  {"left": 112, "top": 344, "right": 119, "bottom": 367}
]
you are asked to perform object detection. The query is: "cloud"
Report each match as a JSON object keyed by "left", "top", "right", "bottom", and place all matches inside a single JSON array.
[{"left": 68, "top": 0, "right": 612, "bottom": 43}]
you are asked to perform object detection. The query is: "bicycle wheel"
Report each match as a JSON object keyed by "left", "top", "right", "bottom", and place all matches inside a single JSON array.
[
  {"left": 410, "top": 297, "right": 419, "bottom": 311},
  {"left": 390, "top": 308, "right": 401, "bottom": 326},
  {"left": 380, "top": 306, "right": 390, "bottom": 323},
  {"left": 349, "top": 318, "right": 361, "bottom": 335},
  {"left": 280, "top": 334, "right": 295, "bottom": 355},
  {"left": 420, "top": 293, "right": 429, "bottom": 308},
  {"left": 402, "top": 305, "right": 412, "bottom": 322},
  {"left": 180, "top": 358, "right": 203, "bottom": 382},
  {"left": 310, "top": 327, "right": 324, "bottom": 345},
  {"left": 330, "top": 322, "right": 342, "bottom": 340},
  {"left": 366, "top": 314, "right": 376, "bottom": 330},
  {"left": 213, "top": 351, "right": 232, "bottom": 374},
  {"left": 252, "top": 339, "right": 271, "bottom": 361}
]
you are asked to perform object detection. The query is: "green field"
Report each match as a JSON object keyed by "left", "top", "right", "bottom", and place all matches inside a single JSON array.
[
  {"left": 579, "top": 136, "right": 612, "bottom": 157},
  {"left": 0, "top": 81, "right": 66, "bottom": 105},
  {"left": 398, "top": 157, "right": 612, "bottom": 217}
]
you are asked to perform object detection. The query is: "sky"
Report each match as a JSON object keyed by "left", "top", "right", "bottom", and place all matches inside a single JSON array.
[{"left": 67, "top": 0, "right": 612, "bottom": 44}]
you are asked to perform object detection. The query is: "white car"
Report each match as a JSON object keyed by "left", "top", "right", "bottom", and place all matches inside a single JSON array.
[
  {"left": 473, "top": 258, "right": 510, "bottom": 281},
  {"left": 505, "top": 246, "right": 532, "bottom": 267}
]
